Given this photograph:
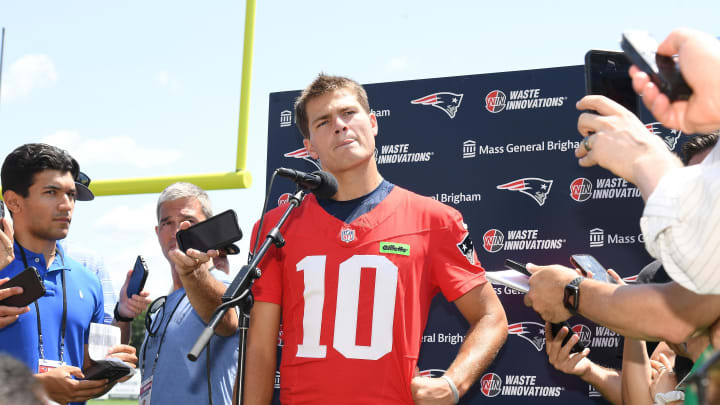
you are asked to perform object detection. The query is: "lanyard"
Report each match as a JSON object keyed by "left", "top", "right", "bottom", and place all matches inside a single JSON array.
[
  {"left": 17, "top": 242, "right": 67, "bottom": 363},
  {"left": 144, "top": 292, "right": 186, "bottom": 374}
]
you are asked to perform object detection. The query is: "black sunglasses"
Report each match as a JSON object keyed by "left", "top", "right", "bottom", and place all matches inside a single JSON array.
[{"left": 144, "top": 295, "right": 167, "bottom": 337}]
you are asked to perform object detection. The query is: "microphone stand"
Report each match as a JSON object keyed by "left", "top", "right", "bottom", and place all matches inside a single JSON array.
[{"left": 188, "top": 188, "right": 306, "bottom": 405}]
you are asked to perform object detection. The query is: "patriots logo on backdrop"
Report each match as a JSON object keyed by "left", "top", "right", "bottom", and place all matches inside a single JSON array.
[
  {"left": 497, "top": 178, "right": 553, "bottom": 206},
  {"left": 456, "top": 233, "right": 476, "bottom": 264},
  {"left": 410, "top": 92, "right": 464, "bottom": 119},
  {"left": 508, "top": 321, "right": 546, "bottom": 351},
  {"left": 646, "top": 122, "right": 682, "bottom": 150},
  {"left": 284, "top": 147, "right": 321, "bottom": 170}
]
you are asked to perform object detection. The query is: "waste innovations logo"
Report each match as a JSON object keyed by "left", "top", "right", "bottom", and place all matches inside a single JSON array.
[
  {"left": 485, "top": 90, "right": 506, "bottom": 113},
  {"left": 569, "top": 178, "right": 593, "bottom": 202},
  {"left": 482, "top": 228, "right": 566, "bottom": 253},
  {"left": 497, "top": 178, "right": 553, "bottom": 206},
  {"left": 480, "top": 373, "right": 562, "bottom": 398},
  {"left": 568, "top": 177, "right": 641, "bottom": 201},
  {"left": 482, "top": 229, "right": 504, "bottom": 253},
  {"left": 571, "top": 324, "right": 593, "bottom": 347},
  {"left": 485, "top": 88, "right": 566, "bottom": 113},
  {"left": 374, "top": 143, "right": 433, "bottom": 165},
  {"left": 480, "top": 373, "right": 503, "bottom": 397},
  {"left": 410, "top": 92, "right": 463, "bottom": 119},
  {"left": 277, "top": 193, "right": 292, "bottom": 207}
]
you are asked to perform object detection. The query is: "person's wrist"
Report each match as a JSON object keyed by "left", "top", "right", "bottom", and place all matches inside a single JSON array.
[
  {"left": 440, "top": 375, "right": 459, "bottom": 404},
  {"left": 114, "top": 303, "right": 133, "bottom": 322},
  {"left": 631, "top": 151, "right": 682, "bottom": 199}
]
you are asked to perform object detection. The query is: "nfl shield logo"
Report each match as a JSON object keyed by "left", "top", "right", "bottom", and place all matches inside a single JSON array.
[{"left": 340, "top": 226, "right": 355, "bottom": 243}]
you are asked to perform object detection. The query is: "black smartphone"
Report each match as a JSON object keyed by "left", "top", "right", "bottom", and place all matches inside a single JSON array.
[
  {"left": 570, "top": 254, "right": 617, "bottom": 284},
  {"left": 550, "top": 322, "right": 587, "bottom": 354},
  {"left": 126, "top": 256, "right": 149, "bottom": 298},
  {"left": 584, "top": 49, "right": 639, "bottom": 116},
  {"left": 83, "top": 360, "right": 133, "bottom": 382},
  {"left": 0, "top": 266, "right": 46, "bottom": 307},
  {"left": 621, "top": 30, "right": 692, "bottom": 102},
  {"left": 504, "top": 259, "right": 531, "bottom": 276},
  {"left": 0, "top": 200, "right": 4, "bottom": 231},
  {"left": 176, "top": 209, "right": 243, "bottom": 254}
]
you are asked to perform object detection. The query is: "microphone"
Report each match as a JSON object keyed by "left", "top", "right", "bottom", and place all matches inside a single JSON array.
[{"left": 276, "top": 168, "right": 338, "bottom": 199}]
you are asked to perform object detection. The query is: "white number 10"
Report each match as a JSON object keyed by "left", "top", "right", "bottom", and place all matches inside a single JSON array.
[{"left": 295, "top": 255, "right": 398, "bottom": 361}]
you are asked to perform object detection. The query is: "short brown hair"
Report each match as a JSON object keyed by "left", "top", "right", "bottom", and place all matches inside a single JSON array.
[
  {"left": 682, "top": 131, "right": 719, "bottom": 165},
  {"left": 294, "top": 74, "right": 370, "bottom": 139}
]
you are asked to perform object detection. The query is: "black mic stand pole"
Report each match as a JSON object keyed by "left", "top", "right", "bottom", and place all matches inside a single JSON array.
[{"left": 187, "top": 188, "right": 306, "bottom": 405}]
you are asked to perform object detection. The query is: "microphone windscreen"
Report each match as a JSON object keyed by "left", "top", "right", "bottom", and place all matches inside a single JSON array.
[{"left": 312, "top": 171, "right": 338, "bottom": 199}]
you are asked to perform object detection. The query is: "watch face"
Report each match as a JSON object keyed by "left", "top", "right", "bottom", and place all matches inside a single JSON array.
[{"left": 563, "top": 277, "right": 582, "bottom": 312}]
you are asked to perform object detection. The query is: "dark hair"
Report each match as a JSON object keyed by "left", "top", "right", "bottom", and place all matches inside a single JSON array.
[
  {"left": 1, "top": 143, "right": 80, "bottom": 198},
  {"left": 294, "top": 73, "right": 370, "bottom": 139},
  {"left": 0, "top": 354, "right": 47, "bottom": 405},
  {"left": 682, "top": 132, "right": 719, "bottom": 165}
]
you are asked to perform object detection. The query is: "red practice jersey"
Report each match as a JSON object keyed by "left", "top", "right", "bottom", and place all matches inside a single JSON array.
[{"left": 251, "top": 186, "right": 486, "bottom": 404}]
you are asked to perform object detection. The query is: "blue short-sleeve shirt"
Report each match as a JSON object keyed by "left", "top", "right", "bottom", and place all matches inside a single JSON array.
[{"left": 0, "top": 241, "right": 104, "bottom": 399}]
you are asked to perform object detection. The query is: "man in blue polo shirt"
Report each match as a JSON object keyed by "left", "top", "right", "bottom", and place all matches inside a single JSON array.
[{"left": 0, "top": 143, "right": 138, "bottom": 404}]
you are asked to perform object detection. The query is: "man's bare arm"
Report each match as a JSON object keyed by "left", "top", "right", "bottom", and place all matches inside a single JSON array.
[{"left": 242, "top": 302, "right": 281, "bottom": 405}]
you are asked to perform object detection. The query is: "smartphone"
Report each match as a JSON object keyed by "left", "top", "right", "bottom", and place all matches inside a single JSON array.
[
  {"left": 550, "top": 322, "right": 587, "bottom": 354},
  {"left": 504, "top": 259, "right": 531, "bottom": 276},
  {"left": 621, "top": 30, "right": 692, "bottom": 102},
  {"left": 126, "top": 256, "right": 149, "bottom": 298},
  {"left": 176, "top": 209, "right": 243, "bottom": 254},
  {"left": 584, "top": 49, "right": 639, "bottom": 116},
  {"left": 0, "top": 266, "right": 46, "bottom": 307},
  {"left": 83, "top": 360, "right": 133, "bottom": 382},
  {"left": 0, "top": 200, "right": 5, "bottom": 231},
  {"left": 570, "top": 254, "right": 617, "bottom": 284}
]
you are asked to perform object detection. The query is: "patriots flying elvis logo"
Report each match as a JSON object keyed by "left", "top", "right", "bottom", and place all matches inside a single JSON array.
[
  {"left": 645, "top": 122, "right": 682, "bottom": 150},
  {"left": 497, "top": 178, "right": 553, "bottom": 206},
  {"left": 284, "top": 147, "right": 321, "bottom": 170},
  {"left": 508, "top": 321, "right": 546, "bottom": 351},
  {"left": 410, "top": 92, "right": 463, "bottom": 119}
]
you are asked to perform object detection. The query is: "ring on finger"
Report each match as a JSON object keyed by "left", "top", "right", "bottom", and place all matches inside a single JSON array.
[{"left": 583, "top": 136, "right": 592, "bottom": 153}]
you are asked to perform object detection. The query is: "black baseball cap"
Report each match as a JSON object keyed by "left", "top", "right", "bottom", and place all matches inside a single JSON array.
[{"left": 75, "top": 171, "right": 95, "bottom": 201}]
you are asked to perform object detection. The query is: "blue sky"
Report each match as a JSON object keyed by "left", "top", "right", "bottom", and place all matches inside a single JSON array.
[{"left": 0, "top": 0, "right": 717, "bottom": 298}]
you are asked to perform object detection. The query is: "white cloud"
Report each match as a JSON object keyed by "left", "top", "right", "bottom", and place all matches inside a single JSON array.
[
  {"left": 1, "top": 54, "right": 58, "bottom": 102},
  {"left": 387, "top": 56, "right": 409, "bottom": 72},
  {"left": 155, "top": 70, "right": 178, "bottom": 90},
  {"left": 94, "top": 203, "right": 157, "bottom": 232},
  {"left": 42, "top": 130, "right": 183, "bottom": 168}
]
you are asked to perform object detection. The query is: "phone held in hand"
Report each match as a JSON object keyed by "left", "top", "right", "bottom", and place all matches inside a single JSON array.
[
  {"left": 621, "top": 30, "right": 692, "bottom": 102},
  {"left": 175, "top": 209, "right": 243, "bottom": 254},
  {"left": 0, "top": 266, "right": 46, "bottom": 307},
  {"left": 584, "top": 49, "right": 640, "bottom": 117},
  {"left": 570, "top": 254, "right": 617, "bottom": 284},
  {"left": 126, "top": 256, "right": 149, "bottom": 298}
]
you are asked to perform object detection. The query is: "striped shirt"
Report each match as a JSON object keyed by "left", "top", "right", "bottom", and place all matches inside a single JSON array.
[{"left": 641, "top": 143, "right": 720, "bottom": 294}]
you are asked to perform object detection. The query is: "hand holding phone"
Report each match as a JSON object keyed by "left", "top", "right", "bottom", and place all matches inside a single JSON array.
[
  {"left": 621, "top": 30, "right": 692, "bottom": 102},
  {"left": 126, "top": 256, "right": 149, "bottom": 298},
  {"left": 549, "top": 322, "right": 587, "bottom": 354},
  {"left": 176, "top": 209, "right": 243, "bottom": 254},
  {"left": 0, "top": 266, "right": 46, "bottom": 307},
  {"left": 584, "top": 50, "right": 639, "bottom": 116},
  {"left": 570, "top": 254, "right": 617, "bottom": 284}
]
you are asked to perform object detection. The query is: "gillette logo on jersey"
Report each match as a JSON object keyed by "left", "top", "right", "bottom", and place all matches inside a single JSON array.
[
  {"left": 482, "top": 228, "right": 565, "bottom": 253},
  {"left": 485, "top": 88, "right": 566, "bottom": 113},
  {"left": 374, "top": 143, "right": 433, "bottom": 165},
  {"left": 480, "top": 372, "right": 562, "bottom": 398},
  {"left": 569, "top": 177, "right": 642, "bottom": 201}
]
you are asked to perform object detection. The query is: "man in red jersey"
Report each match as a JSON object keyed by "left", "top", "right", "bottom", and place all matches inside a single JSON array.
[{"left": 243, "top": 74, "right": 508, "bottom": 405}]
